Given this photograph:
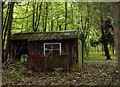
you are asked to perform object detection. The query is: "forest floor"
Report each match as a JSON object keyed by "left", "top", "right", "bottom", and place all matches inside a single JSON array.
[{"left": 2, "top": 59, "right": 119, "bottom": 86}]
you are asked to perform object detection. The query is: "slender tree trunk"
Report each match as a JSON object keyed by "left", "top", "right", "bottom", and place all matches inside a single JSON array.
[
  {"left": 65, "top": 2, "right": 67, "bottom": 30},
  {"left": 2, "top": 3, "right": 10, "bottom": 61},
  {"left": 2, "top": 3, "right": 9, "bottom": 32},
  {"left": 56, "top": 20, "right": 58, "bottom": 31},
  {"left": 0, "top": 2, "right": 2, "bottom": 69},
  {"left": 102, "top": 46, "right": 104, "bottom": 52},
  {"left": 34, "top": 3, "right": 38, "bottom": 32},
  {"left": 4, "top": 2, "right": 14, "bottom": 62},
  {"left": 2, "top": 2, "right": 4, "bottom": 62},
  {"left": 36, "top": 2, "right": 42, "bottom": 31},
  {"left": 77, "top": 7, "right": 80, "bottom": 31},
  {"left": 71, "top": 3, "right": 73, "bottom": 24},
  {"left": 82, "top": 41, "right": 84, "bottom": 69},
  {"left": 95, "top": 47, "right": 96, "bottom": 52},
  {"left": 44, "top": 2, "right": 48, "bottom": 32},
  {"left": 112, "top": 46, "right": 114, "bottom": 54},
  {"left": 2, "top": 2, "right": 3, "bottom": 33},
  {"left": 113, "top": 2, "right": 120, "bottom": 84},
  {"left": 59, "top": 25, "right": 61, "bottom": 31},
  {"left": 50, "top": 4, "right": 53, "bottom": 31},
  {"left": 42, "top": 15, "right": 44, "bottom": 31},
  {"left": 51, "top": 20, "right": 53, "bottom": 31},
  {"left": 25, "top": 3, "right": 28, "bottom": 32},
  {"left": 33, "top": 2, "right": 35, "bottom": 32},
  {"left": 84, "top": 43, "right": 88, "bottom": 57}
]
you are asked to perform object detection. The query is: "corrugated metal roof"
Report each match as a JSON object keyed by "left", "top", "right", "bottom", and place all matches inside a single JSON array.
[{"left": 10, "top": 30, "right": 82, "bottom": 41}]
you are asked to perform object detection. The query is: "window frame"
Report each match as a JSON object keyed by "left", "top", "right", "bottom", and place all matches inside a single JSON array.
[{"left": 44, "top": 43, "right": 61, "bottom": 55}]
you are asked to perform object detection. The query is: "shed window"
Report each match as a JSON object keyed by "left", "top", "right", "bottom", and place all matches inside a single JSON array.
[{"left": 44, "top": 43, "right": 61, "bottom": 55}]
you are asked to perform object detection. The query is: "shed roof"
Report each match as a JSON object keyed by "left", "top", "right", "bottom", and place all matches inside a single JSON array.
[
  {"left": 10, "top": 32, "right": 34, "bottom": 40},
  {"left": 10, "top": 30, "right": 81, "bottom": 41}
]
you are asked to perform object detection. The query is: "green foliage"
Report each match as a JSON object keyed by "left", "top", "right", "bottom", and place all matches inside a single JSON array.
[
  {"left": 27, "top": 70, "right": 33, "bottom": 75},
  {"left": 90, "top": 17, "right": 114, "bottom": 48},
  {"left": 3, "top": 2, "right": 114, "bottom": 58},
  {"left": 112, "top": 80, "right": 120, "bottom": 85},
  {"left": 24, "top": 77, "right": 33, "bottom": 83},
  {"left": 54, "top": 68, "right": 63, "bottom": 75},
  {"left": 2, "top": 2, "right": 112, "bottom": 33},
  {"left": 54, "top": 68, "right": 63, "bottom": 73},
  {"left": 47, "top": 77, "right": 57, "bottom": 81},
  {"left": 90, "top": 39, "right": 100, "bottom": 47},
  {"left": 19, "top": 66, "right": 32, "bottom": 75},
  {"left": 85, "top": 52, "right": 116, "bottom": 60},
  {"left": 9, "top": 70, "right": 21, "bottom": 80},
  {"left": 18, "top": 67, "right": 28, "bottom": 74}
]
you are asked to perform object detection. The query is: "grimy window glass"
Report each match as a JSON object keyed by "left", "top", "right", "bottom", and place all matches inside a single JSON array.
[{"left": 44, "top": 43, "right": 61, "bottom": 55}]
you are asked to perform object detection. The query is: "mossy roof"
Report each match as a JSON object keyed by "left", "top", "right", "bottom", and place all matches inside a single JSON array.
[
  {"left": 10, "top": 32, "right": 34, "bottom": 40},
  {"left": 10, "top": 30, "right": 82, "bottom": 41}
]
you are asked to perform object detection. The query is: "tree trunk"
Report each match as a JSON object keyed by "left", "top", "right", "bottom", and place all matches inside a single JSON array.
[
  {"left": 112, "top": 46, "right": 114, "bottom": 54},
  {"left": 59, "top": 25, "right": 61, "bottom": 31},
  {"left": 42, "top": 15, "right": 45, "bottom": 32},
  {"left": 102, "top": 46, "right": 104, "bottom": 52},
  {"left": 112, "top": 2, "right": 120, "bottom": 84},
  {"left": 51, "top": 20, "right": 53, "bottom": 31},
  {"left": 50, "top": 5, "right": 53, "bottom": 31},
  {"left": 2, "top": 2, "right": 3, "bottom": 34},
  {"left": 2, "top": 3, "right": 9, "bottom": 60},
  {"left": 104, "top": 43, "right": 111, "bottom": 60},
  {"left": 4, "top": 2, "right": 14, "bottom": 62},
  {"left": 34, "top": 3, "right": 38, "bottom": 32},
  {"left": 44, "top": 2, "right": 48, "bottom": 32},
  {"left": 100, "top": 16, "right": 111, "bottom": 60},
  {"left": 2, "top": 2, "right": 5, "bottom": 63},
  {"left": 0, "top": 2, "right": 2, "bottom": 69},
  {"left": 33, "top": 2, "right": 35, "bottom": 32},
  {"left": 36, "top": 2, "right": 42, "bottom": 32},
  {"left": 100, "top": 3, "right": 111, "bottom": 60},
  {"left": 95, "top": 47, "right": 96, "bottom": 52},
  {"left": 65, "top": 2, "right": 67, "bottom": 30}
]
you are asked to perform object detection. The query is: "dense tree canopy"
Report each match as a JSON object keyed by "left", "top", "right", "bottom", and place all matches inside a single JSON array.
[{"left": 2, "top": 2, "right": 114, "bottom": 62}]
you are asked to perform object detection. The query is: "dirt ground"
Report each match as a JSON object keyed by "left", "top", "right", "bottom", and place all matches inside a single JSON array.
[{"left": 2, "top": 60, "right": 119, "bottom": 86}]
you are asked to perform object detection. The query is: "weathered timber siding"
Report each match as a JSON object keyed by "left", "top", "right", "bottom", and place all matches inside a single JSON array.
[{"left": 28, "top": 39, "right": 78, "bottom": 71}]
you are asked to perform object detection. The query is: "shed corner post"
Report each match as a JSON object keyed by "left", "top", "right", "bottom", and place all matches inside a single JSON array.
[{"left": 78, "top": 39, "right": 83, "bottom": 70}]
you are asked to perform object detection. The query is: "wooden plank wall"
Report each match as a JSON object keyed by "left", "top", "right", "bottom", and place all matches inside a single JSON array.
[{"left": 28, "top": 39, "right": 78, "bottom": 71}]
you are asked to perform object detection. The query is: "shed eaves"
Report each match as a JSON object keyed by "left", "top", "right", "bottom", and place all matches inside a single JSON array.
[
  {"left": 10, "top": 33, "right": 34, "bottom": 40},
  {"left": 28, "top": 31, "right": 81, "bottom": 41}
]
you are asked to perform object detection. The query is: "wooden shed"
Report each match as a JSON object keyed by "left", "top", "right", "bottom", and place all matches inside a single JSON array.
[{"left": 10, "top": 30, "right": 83, "bottom": 71}]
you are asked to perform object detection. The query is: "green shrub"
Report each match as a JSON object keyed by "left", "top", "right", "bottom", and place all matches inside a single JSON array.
[
  {"left": 54, "top": 68, "right": 63, "bottom": 75},
  {"left": 18, "top": 67, "right": 33, "bottom": 75},
  {"left": 27, "top": 70, "right": 33, "bottom": 75},
  {"left": 24, "top": 77, "right": 32, "bottom": 82},
  {"left": 9, "top": 70, "right": 21, "bottom": 80},
  {"left": 54, "top": 68, "right": 63, "bottom": 72},
  {"left": 19, "top": 67, "right": 28, "bottom": 74}
]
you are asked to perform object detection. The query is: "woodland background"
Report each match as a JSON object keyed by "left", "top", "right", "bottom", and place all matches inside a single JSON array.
[{"left": 1, "top": 2, "right": 120, "bottom": 85}]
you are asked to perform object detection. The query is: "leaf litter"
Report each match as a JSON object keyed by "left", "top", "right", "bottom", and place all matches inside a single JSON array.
[{"left": 2, "top": 60, "right": 119, "bottom": 85}]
